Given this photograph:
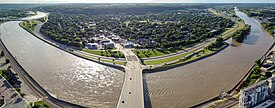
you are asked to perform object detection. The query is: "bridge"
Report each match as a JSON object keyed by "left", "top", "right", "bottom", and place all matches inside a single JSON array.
[{"left": 116, "top": 44, "right": 144, "bottom": 108}]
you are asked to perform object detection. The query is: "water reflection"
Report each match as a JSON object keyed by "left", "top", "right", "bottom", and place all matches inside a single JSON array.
[
  {"left": 0, "top": 21, "right": 124, "bottom": 107},
  {"left": 145, "top": 10, "right": 274, "bottom": 108}
]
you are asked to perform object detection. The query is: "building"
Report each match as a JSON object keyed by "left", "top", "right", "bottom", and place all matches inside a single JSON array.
[
  {"left": 111, "top": 37, "right": 120, "bottom": 42},
  {"left": 101, "top": 39, "right": 110, "bottom": 45},
  {"left": 86, "top": 43, "right": 98, "bottom": 50},
  {"left": 239, "top": 77, "right": 275, "bottom": 108},
  {"left": 103, "top": 42, "right": 115, "bottom": 49},
  {"left": 239, "top": 80, "right": 270, "bottom": 108},
  {"left": 268, "top": 76, "right": 275, "bottom": 93},
  {"left": 267, "top": 53, "right": 275, "bottom": 64},
  {"left": 123, "top": 42, "right": 134, "bottom": 48}
]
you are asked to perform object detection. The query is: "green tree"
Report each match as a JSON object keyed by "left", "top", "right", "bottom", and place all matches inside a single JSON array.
[
  {"left": 255, "top": 59, "right": 262, "bottom": 66},
  {"left": 253, "top": 66, "right": 261, "bottom": 73},
  {"left": 0, "top": 51, "right": 4, "bottom": 56},
  {"left": 5, "top": 59, "right": 9, "bottom": 63}
]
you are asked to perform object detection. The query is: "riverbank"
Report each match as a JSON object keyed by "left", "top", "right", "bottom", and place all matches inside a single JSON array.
[
  {"left": 2, "top": 20, "right": 125, "bottom": 107},
  {"left": 144, "top": 9, "right": 274, "bottom": 108},
  {"left": 142, "top": 8, "right": 246, "bottom": 70},
  {"left": 19, "top": 21, "right": 127, "bottom": 68},
  {"left": 191, "top": 9, "right": 275, "bottom": 107},
  {"left": 144, "top": 43, "right": 229, "bottom": 73},
  {"left": 193, "top": 42, "right": 275, "bottom": 108},
  {"left": 0, "top": 38, "right": 86, "bottom": 107}
]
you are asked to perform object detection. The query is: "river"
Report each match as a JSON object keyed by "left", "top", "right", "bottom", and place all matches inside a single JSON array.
[
  {"left": 144, "top": 10, "right": 275, "bottom": 107},
  {"left": 0, "top": 14, "right": 124, "bottom": 107},
  {"left": 20, "top": 11, "right": 49, "bottom": 20}
]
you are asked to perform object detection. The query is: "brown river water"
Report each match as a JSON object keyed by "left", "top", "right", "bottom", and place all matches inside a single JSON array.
[
  {"left": 144, "top": 10, "right": 275, "bottom": 108},
  {"left": 0, "top": 14, "right": 124, "bottom": 107}
]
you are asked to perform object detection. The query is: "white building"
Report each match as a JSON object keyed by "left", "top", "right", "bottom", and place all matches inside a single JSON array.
[
  {"left": 103, "top": 42, "right": 115, "bottom": 49},
  {"left": 239, "top": 76, "right": 275, "bottom": 108},
  {"left": 123, "top": 42, "right": 134, "bottom": 48},
  {"left": 86, "top": 43, "right": 98, "bottom": 50},
  {"left": 239, "top": 80, "right": 270, "bottom": 108},
  {"left": 268, "top": 76, "right": 275, "bottom": 93}
]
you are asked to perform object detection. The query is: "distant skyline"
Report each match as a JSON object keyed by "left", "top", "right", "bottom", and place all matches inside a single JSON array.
[{"left": 1, "top": 0, "right": 275, "bottom": 3}]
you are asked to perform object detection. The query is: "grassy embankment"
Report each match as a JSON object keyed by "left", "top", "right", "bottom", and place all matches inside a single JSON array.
[
  {"left": 82, "top": 49, "right": 125, "bottom": 58},
  {"left": 133, "top": 48, "right": 185, "bottom": 58},
  {"left": 146, "top": 43, "right": 227, "bottom": 67},
  {"left": 142, "top": 9, "right": 245, "bottom": 66},
  {"left": 30, "top": 100, "right": 50, "bottom": 108},
  {"left": 242, "top": 64, "right": 268, "bottom": 88},
  {"left": 143, "top": 22, "right": 242, "bottom": 66},
  {"left": 19, "top": 21, "right": 38, "bottom": 35}
]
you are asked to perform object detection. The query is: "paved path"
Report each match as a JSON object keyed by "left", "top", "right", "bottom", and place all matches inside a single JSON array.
[
  {"left": 116, "top": 44, "right": 144, "bottom": 108},
  {"left": 0, "top": 76, "right": 29, "bottom": 108}
]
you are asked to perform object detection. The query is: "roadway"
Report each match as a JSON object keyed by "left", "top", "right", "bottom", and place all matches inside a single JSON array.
[{"left": 116, "top": 44, "right": 144, "bottom": 108}]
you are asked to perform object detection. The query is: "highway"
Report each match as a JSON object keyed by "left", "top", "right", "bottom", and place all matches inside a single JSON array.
[
  {"left": 116, "top": 44, "right": 144, "bottom": 108},
  {"left": 0, "top": 38, "right": 86, "bottom": 108}
]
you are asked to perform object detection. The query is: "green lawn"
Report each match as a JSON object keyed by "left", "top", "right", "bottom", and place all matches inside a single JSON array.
[
  {"left": 134, "top": 48, "right": 185, "bottom": 58},
  {"left": 31, "top": 101, "right": 49, "bottom": 108},
  {"left": 19, "top": 21, "right": 39, "bottom": 36},
  {"left": 170, "top": 44, "right": 227, "bottom": 66},
  {"left": 134, "top": 49, "right": 168, "bottom": 58},
  {"left": 147, "top": 43, "right": 227, "bottom": 68},
  {"left": 82, "top": 49, "right": 125, "bottom": 58},
  {"left": 243, "top": 73, "right": 260, "bottom": 87},
  {"left": 221, "top": 21, "right": 246, "bottom": 40},
  {"left": 143, "top": 48, "right": 198, "bottom": 65},
  {"left": 20, "top": 21, "right": 38, "bottom": 31},
  {"left": 0, "top": 69, "right": 8, "bottom": 79}
]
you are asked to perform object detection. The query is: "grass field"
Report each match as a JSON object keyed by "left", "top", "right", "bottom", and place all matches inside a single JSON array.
[
  {"left": 133, "top": 48, "right": 185, "bottom": 58},
  {"left": 0, "top": 69, "right": 8, "bottom": 79},
  {"left": 221, "top": 21, "right": 246, "bottom": 40},
  {"left": 133, "top": 49, "right": 169, "bottom": 58},
  {"left": 31, "top": 101, "right": 50, "bottom": 108},
  {"left": 82, "top": 49, "right": 125, "bottom": 58},
  {"left": 20, "top": 20, "right": 38, "bottom": 31},
  {"left": 143, "top": 48, "right": 199, "bottom": 65},
  {"left": 146, "top": 43, "right": 227, "bottom": 67}
]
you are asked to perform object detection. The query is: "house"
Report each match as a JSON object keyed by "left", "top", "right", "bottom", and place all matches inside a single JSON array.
[
  {"left": 267, "top": 57, "right": 275, "bottom": 64},
  {"left": 112, "top": 37, "right": 120, "bottom": 42},
  {"left": 103, "top": 42, "right": 115, "bottom": 49},
  {"left": 101, "top": 39, "right": 110, "bottom": 45},
  {"left": 86, "top": 43, "right": 98, "bottom": 50},
  {"left": 93, "top": 37, "right": 103, "bottom": 43},
  {"left": 261, "top": 63, "right": 274, "bottom": 71},
  {"left": 123, "top": 42, "right": 134, "bottom": 48}
]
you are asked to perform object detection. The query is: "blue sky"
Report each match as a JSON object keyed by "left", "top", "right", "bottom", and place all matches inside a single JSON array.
[{"left": 1, "top": 0, "right": 275, "bottom": 3}]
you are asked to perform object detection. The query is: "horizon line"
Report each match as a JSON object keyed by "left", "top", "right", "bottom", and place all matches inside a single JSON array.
[{"left": 1, "top": 2, "right": 275, "bottom": 4}]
